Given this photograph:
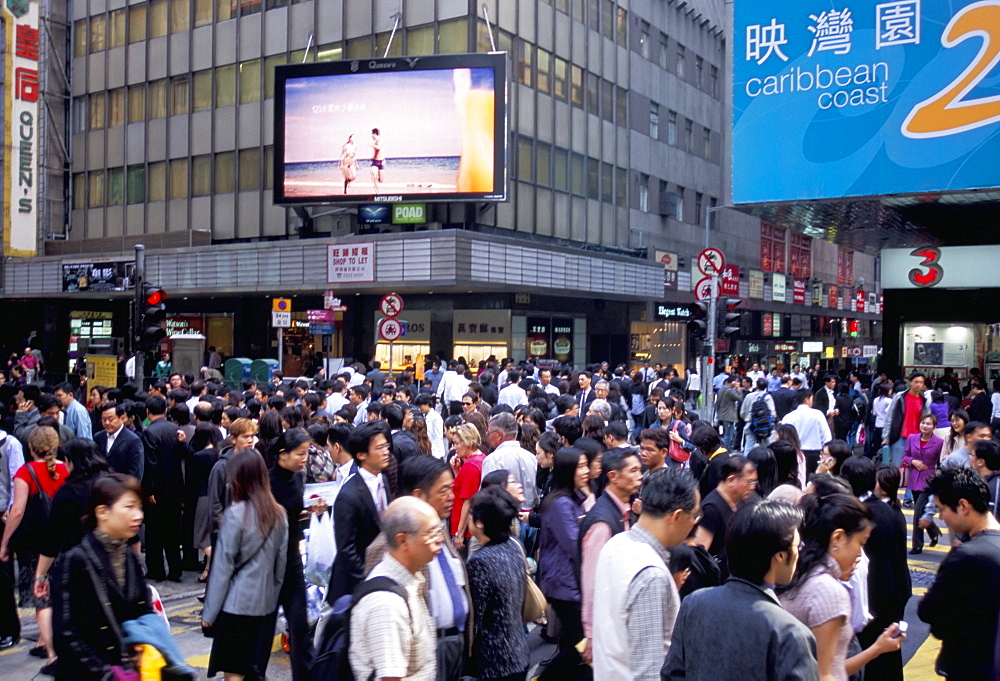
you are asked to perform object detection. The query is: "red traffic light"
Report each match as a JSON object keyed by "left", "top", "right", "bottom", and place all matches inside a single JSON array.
[{"left": 145, "top": 288, "right": 166, "bottom": 306}]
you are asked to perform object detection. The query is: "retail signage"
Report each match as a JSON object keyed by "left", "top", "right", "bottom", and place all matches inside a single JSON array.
[
  {"left": 741, "top": 341, "right": 768, "bottom": 354},
  {"left": 721, "top": 265, "right": 740, "bottom": 296},
  {"left": 825, "top": 347, "right": 835, "bottom": 359},
  {"left": 164, "top": 316, "right": 203, "bottom": 337},
  {"left": 812, "top": 282, "right": 823, "bottom": 305},
  {"left": 880, "top": 245, "right": 1000, "bottom": 289},
  {"left": 774, "top": 342, "right": 798, "bottom": 353},
  {"left": 849, "top": 346, "right": 863, "bottom": 358},
  {"left": 392, "top": 203, "right": 427, "bottom": 224},
  {"left": 307, "top": 309, "right": 334, "bottom": 323},
  {"left": 527, "top": 317, "right": 550, "bottom": 358},
  {"left": 453, "top": 309, "right": 512, "bottom": 343},
  {"left": 749, "top": 269, "right": 765, "bottom": 299},
  {"left": 358, "top": 204, "right": 391, "bottom": 224},
  {"left": 792, "top": 278, "right": 806, "bottom": 304},
  {"left": 3, "top": 0, "right": 39, "bottom": 256},
  {"left": 733, "top": 1, "right": 1000, "bottom": 203},
  {"left": 656, "top": 250, "right": 679, "bottom": 290},
  {"left": 772, "top": 273, "right": 787, "bottom": 302},
  {"left": 856, "top": 290, "right": 866, "bottom": 312},
  {"left": 311, "top": 323, "right": 335, "bottom": 335},
  {"left": 763, "top": 313, "right": 773, "bottom": 337},
  {"left": 552, "top": 318, "right": 574, "bottom": 362},
  {"left": 828, "top": 284, "right": 838, "bottom": 309},
  {"left": 772, "top": 312, "right": 783, "bottom": 337},
  {"left": 803, "top": 341, "right": 824, "bottom": 352},
  {"left": 85, "top": 354, "right": 118, "bottom": 388},
  {"left": 656, "top": 304, "right": 693, "bottom": 321},
  {"left": 327, "top": 242, "right": 375, "bottom": 284},
  {"left": 62, "top": 261, "right": 135, "bottom": 292},
  {"left": 863, "top": 344, "right": 878, "bottom": 357}
]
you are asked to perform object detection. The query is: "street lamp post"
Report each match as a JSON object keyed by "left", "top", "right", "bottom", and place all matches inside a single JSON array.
[{"left": 701, "top": 205, "right": 727, "bottom": 421}]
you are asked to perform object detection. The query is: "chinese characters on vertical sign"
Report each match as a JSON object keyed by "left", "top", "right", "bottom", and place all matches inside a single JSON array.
[{"left": 4, "top": 0, "right": 40, "bottom": 256}]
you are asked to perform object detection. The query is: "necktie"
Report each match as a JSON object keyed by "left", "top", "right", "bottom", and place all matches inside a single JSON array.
[
  {"left": 376, "top": 478, "right": 387, "bottom": 516},
  {"left": 436, "top": 548, "right": 467, "bottom": 632}
]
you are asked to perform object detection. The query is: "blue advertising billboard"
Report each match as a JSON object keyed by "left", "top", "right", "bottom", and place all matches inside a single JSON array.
[{"left": 732, "top": 0, "right": 1000, "bottom": 204}]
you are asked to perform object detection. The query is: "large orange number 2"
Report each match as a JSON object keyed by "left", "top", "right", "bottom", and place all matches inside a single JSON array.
[{"left": 902, "top": 1, "right": 1000, "bottom": 138}]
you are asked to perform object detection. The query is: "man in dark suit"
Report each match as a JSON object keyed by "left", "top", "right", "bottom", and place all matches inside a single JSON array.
[
  {"left": 328, "top": 420, "right": 393, "bottom": 603},
  {"left": 94, "top": 402, "right": 144, "bottom": 480},
  {"left": 577, "top": 371, "right": 595, "bottom": 411},
  {"left": 365, "top": 360, "right": 386, "bottom": 393},
  {"left": 771, "top": 375, "right": 798, "bottom": 422},
  {"left": 812, "top": 374, "right": 837, "bottom": 417},
  {"left": 383, "top": 401, "right": 421, "bottom": 466},
  {"left": 141, "top": 395, "right": 190, "bottom": 581}
]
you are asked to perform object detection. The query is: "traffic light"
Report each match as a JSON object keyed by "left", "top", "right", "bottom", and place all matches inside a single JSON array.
[
  {"left": 687, "top": 302, "right": 709, "bottom": 337},
  {"left": 719, "top": 298, "right": 742, "bottom": 338},
  {"left": 137, "top": 284, "right": 167, "bottom": 352}
]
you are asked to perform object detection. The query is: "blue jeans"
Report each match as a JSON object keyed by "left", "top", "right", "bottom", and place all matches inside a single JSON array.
[
  {"left": 721, "top": 422, "right": 737, "bottom": 450},
  {"left": 743, "top": 430, "right": 775, "bottom": 455},
  {"left": 889, "top": 440, "right": 914, "bottom": 502}
]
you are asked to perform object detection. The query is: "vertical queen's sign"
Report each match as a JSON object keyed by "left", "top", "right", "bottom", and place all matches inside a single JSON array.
[{"left": 3, "top": 0, "right": 39, "bottom": 256}]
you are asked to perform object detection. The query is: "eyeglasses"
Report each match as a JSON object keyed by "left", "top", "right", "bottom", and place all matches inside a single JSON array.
[
  {"left": 409, "top": 527, "right": 444, "bottom": 544},
  {"left": 462, "top": 401, "right": 474, "bottom": 406}
]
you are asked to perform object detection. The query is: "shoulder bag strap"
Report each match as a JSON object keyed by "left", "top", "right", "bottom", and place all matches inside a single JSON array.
[{"left": 81, "top": 539, "right": 128, "bottom": 662}]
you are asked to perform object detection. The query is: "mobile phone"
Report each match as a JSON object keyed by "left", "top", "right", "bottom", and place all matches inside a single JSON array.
[{"left": 891, "top": 621, "right": 908, "bottom": 638}]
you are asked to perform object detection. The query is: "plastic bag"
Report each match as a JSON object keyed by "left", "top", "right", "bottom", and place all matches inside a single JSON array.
[
  {"left": 147, "top": 584, "right": 170, "bottom": 630},
  {"left": 304, "top": 512, "right": 335, "bottom": 587}
]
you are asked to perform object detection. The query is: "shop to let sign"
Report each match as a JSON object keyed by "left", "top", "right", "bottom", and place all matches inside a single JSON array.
[{"left": 327, "top": 242, "right": 375, "bottom": 283}]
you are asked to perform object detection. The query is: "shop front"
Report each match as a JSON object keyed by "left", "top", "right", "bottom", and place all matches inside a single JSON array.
[
  {"left": 520, "top": 315, "right": 582, "bottom": 368},
  {"left": 69, "top": 311, "right": 117, "bottom": 370},
  {"left": 453, "top": 309, "right": 511, "bottom": 368},
  {"left": 163, "top": 315, "right": 235, "bottom": 363},
  {"left": 373, "top": 310, "right": 431, "bottom": 372}
]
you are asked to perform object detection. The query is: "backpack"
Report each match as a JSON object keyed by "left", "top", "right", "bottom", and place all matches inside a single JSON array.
[
  {"left": 312, "top": 576, "right": 409, "bottom": 680},
  {"left": 749, "top": 394, "right": 774, "bottom": 438}
]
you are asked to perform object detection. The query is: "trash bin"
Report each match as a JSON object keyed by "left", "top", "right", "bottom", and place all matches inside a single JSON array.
[
  {"left": 224, "top": 358, "right": 252, "bottom": 388},
  {"left": 251, "top": 358, "right": 280, "bottom": 384}
]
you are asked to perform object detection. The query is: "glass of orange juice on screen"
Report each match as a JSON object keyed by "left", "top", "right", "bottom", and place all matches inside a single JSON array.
[{"left": 454, "top": 68, "right": 495, "bottom": 193}]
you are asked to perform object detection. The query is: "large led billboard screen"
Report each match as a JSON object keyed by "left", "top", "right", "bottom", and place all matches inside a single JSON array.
[
  {"left": 274, "top": 53, "right": 508, "bottom": 205},
  {"left": 732, "top": 0, "right": 1000, "bottom": 204}
]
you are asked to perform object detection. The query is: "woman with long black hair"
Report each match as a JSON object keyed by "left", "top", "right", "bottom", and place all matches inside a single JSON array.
[{"left": 537, "top": 447, "right": 593, "bottom": 680}]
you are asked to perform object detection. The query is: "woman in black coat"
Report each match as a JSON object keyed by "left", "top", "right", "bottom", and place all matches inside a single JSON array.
[{"left": 51, "top": 474, "right": 150, "bottom": 680}]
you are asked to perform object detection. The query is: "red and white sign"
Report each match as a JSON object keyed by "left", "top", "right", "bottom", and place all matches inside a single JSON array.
[
  {"left": 327, "top": 242, "right": 375, "bottom": 284},
  {"left": 792, "top": 278, "right": 806, "bottom": 304},
  {"left": 855, "top": 290, "right": 866, "bottom": 313},
  {"left": 849, "top": 346, "right": 863, "bottom": 358},
  {"left": 697, "top": 248, "right": 725, "bottom": 276},
  {"left": 720, "top": 265, "right": 740, "bottom": 296},
  {"left": 378, "top": 317, "right": 403, "bottom": 342},
  {"left": 694, "top": 277, "right": 720, "bottom": 302},
  {"left": 380, "top": 293, "right": 403, "bottom": 318}
]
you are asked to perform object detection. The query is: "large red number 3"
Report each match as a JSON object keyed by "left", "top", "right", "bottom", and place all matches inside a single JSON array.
[
  {"left": 908, "top": 247, "right": 943, "bottom": 287},
  {"left": 902, "top": 1, "right": 1000, "bottom": 138}
]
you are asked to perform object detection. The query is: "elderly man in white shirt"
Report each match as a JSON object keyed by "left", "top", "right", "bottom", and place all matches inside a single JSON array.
[
  {"left": 780, "top": 390, "right": 832, "bottom": 477},
  {"left": 480, "top": 413, "right": 538, "bottom": 509}
]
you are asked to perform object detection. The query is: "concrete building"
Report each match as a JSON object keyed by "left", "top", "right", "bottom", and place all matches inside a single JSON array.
[{"left": 2, "top": 0, "right": 880, "bottom": 379}]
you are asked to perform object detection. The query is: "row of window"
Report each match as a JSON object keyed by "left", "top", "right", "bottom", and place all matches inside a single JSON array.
[
  {"left": 72, "top": 148, "right": 273, "bottom": 209},
  {"left": 516, "top": 137, "right": 627, "bottom": 206},
  {"left": 637, "top": 174, "right": 718, "bottom": 225},
  {"left": 636, "top": 25, "right": 720, "bottom": 99},
  {"left": 649, "top": 104, "right": 714, "bottom": 160},
  {"left": 74, "top": 0, "right": 310, "bottom": 55}
]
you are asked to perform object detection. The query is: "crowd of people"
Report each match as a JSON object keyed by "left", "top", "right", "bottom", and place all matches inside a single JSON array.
[{"left": 0, "top": 355, "right": 998, "bottom": 680}]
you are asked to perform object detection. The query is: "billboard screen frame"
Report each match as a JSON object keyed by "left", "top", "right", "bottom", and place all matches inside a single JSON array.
[{"left": 273, "top": 52, "right": 509, "bottom": 206}]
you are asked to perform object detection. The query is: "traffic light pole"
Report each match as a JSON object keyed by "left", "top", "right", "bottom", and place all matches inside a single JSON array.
[
  {"left": 702, "top": 272, "right": 718, "bottom": 420},
  {"left": 134, "top": 244, "right": 145, "bottom": 389}
]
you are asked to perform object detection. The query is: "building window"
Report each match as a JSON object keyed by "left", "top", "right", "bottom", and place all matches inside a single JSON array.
[
  {"left": 171, "top": 0, "right": 190, "bottom": 33},
  {"left": 537, "top": 48, "right": 551, "bottom": 94},
  {"left": 554, "top": 57, "right": 568, "bottom": 100},
  {"left": 586, "top": 73, "right": 599, "bottom": 116},
  {"left": 88, "top": 171, "right": 105, "bottom": 208},
  {"left": 684, "top": 118, "right": 693, "bottom": 151},
  {"left": 572, "top": 0, "right": 584, "bottom": 23},
  {"left": 556, "top": 0, "right": 568, "bottom": 14},
  {"left": 536, "top": 143, "right": 551, "bottom": 187},
  {"left": 587, "top": 0, "right": 599, "bottom": 32},
  {"left": 216, "top": 0, "right": 233, "bottom": 22},
  {"left": 675, "top": 186, "right": 685, "bottom": 222},
  {"left": 90, "top": 14, "right": 106, "bottom": 53},
  {"left": 437, "top": 18, "right": 467, "bottom": 54},
  {"left": 128, "top": 85, "right": 145, "bottom": 123},
  {"left": 517, "top": 41, "right": 534, "bottom": 87},
  {"left": 587, "top": 157, "right": 599, "bottom": 200},
  {"left": 215, "top": 152, "right": 235, "bottom": 193},
  {"left": 239, "top": 148, "right": 261, "bottom": 191},
  {"left": 639, "top": 21, "right": 650, "bottom": 59},
  {"left": 215, "top": 64, "right": 236, "bottom": 107},
  {"left": 676, "top": 44, "right": 686, "bottom": 78},
  {"left": 264, "top": 146, "right": 273, "bottom": 189},
  {"left": 150, "top": 0, "right": 168, "bottom": 38},
  {"left": 667, "top": 111, "right": 677, "bottom": 145},
  {"left": 148, "top": 79, "right": 167, "bottom": 118},
  {"left": 168, "top": 158, "right": 188, "bottom": 199},
  {"left": 616, "top": 167, "right": 627, "bottom": 207},
  {"left": 108, "top": 89, "right": 126, "bottom": 127},
  {"left": 570, "top": 65, "right": 584, "bottom": 107},
  {"left": 109, "top": 9, "right": 126, "bottom": 48},
  {"left": 659, "top": 180, "right": 668, "bottom": 212},
  {"left": 375, "top": 31, "right": 402, "bottom": 58},
  {"left": 192, "top": 155, "right": 212, "bottom": 196},
  {"left": 193, "top": 70, "right": 212, "bottom": 111},
  {"left": 571, "top": 152, "right": 585, "bottom": 196},
  {"left": 694, "top": 192, "right": 703, "bottom": 224},
  {"left": 73, "top": 174, "right": 86, "bottom": 210},
  {"left": 194, "top": 0, "right": 212, "bottom": 27},
  {"left": 239, "top": 60, "right": 261, "bottom": 103},
  {"left": 170, "top": 76, "right": 190, "bottom": 115},
  {"left": 517, "top": 136, "right": 533, "bottom": 182},
  {"left": 553, "top": 147, "right": 568, "bottom": 191},
  {"left": 703, "top": 128, "right": 712, "bottom": 158},
  {"left": 88, "top": 93, "right": 106, "bottom": 130},
  {"left": 127, "top": 165, "right": 145, "bottom": 204},
  {"left": 658, "top": 34, "right": 668, "bottom": 69},
  {"left": 601, "top": 0, "right": 614, "bottom": 40},
  {"left": 616, "top": 7, "right": 627, "bottom": 46},
  {"left": 616, "top": 87, "right": 627, "bottom": 126},
  {"left": 129, "top": 5, "right": 146, "bottom": 43},
  {"left": 710, "top": 66, "right": 719, "bottom": 98},
  {"left": 74, "top": 19, "right": 88, "bottom": 56},
  {"left": 72, "top": 98, "right": 87, "bottom": 133},
  {"left": 649, "top": 102, "right": 659, "bottom": 138},
  {"left": 409, "top": 25, "right": 434, "bottom": 56},
  {"left": 148, "top": 161, "right": 166, "bottom": 201},
  {"left": 601, "top": 162, "right": 613, "bottom": 203},
  {"left": 639, "top": 173, "right": 649, "bottom": 211},
  {"left": 695, "top": 56, "right": 704, "bottom": 88},
  {"left": 107, "top": 168, "right": 124, "bottom": 206},
  {"left": 601, "top": 79, "right": 613, "bottom": 121}
]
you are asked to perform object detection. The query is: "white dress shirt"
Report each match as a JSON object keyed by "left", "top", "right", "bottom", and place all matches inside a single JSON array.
[
  {"left": 781, "top": 404, "right": 832, "bottom": 451},
  {"left": 105, "top": 424, "right": 125, "bottom": 454},
  {"left": 358, "top": 466, "right": 388, "bottom": 513},
  {"left": 423, "top": 409, "right": 446, "bottom": 460},
  {"left": 497, "top": 384, "right": 529, "bottom": 409},
  {"left": 427, "top": 536, "right": 469, "bottom": 630}
]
